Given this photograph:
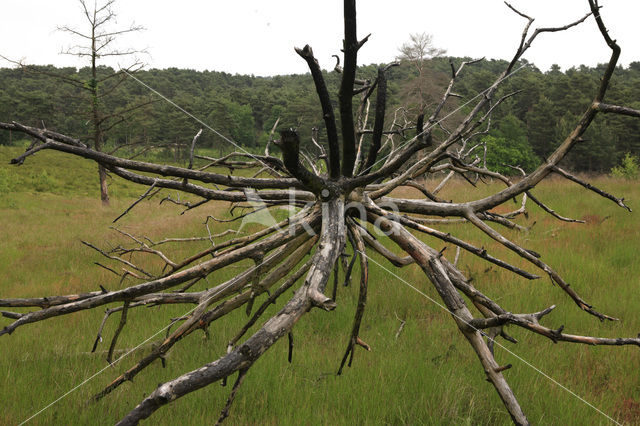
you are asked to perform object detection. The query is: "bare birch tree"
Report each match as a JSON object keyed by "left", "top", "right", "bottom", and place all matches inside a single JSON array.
[
  {"left": 397, "top": 32, "right": 447, "bottom": 114},
  {"left": 2, "top": 1, "right": 640, "bottom": 424}
]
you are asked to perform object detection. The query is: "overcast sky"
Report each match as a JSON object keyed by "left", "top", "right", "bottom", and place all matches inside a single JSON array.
[{"left": 1, "top": 1, "right": 639, "bottom": 76}]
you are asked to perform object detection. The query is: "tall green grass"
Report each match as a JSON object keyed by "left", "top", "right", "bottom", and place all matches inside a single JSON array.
[{"left": 1, "top": 146, "right": 639, "bottom": 425}]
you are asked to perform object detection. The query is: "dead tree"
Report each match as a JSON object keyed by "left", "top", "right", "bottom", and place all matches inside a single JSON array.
[
  {"left": 62, "top": 0, "right": 147, "bottom": 205},
  {"left": 2, "top": 1, "right": 640, "bottom": 424},
  {"left": 11, "top": 0, "right": 148, "bottom": 205},
  {"left": 397, "top": 32, "right": 447, "bottom": 116}
]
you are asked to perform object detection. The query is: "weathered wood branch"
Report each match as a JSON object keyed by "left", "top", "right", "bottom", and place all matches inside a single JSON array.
[
  {"left": 552, "top": 166, "right": 631, "bottom": 212},
  {"left": 360, "top": 67, "right": 388, "bottom": 174},
  {"left": 339, "top": 0, "right": 360, "bottom": 177},
  {"left": 295, "top": 45, "right": 340, "bottom": 178},
  {"left": 369, "top": 211, "right": 529, "bottom": 425},
  {"left": 464, "top": 211, "right": 616, "bottom": 321},
  {"left": 94, "top": 234, "right": 318, "bottom": 400},
  {"left": 338, "top": 219, "right": 370, "bottom": 374},
  {"left": 0, "top": 211, "right": 320, "bottom": 337},
  {"left": 595, "top": 102, "right": 640, "bottom": 118},
  {"left": 366, "top": 200, "right": 538, "bottom": 279},
  {"left": 115, "top": 199, "right": 344, "bottom": 425},
  {"left": 0, "top": 122, "right": 300, "bottom": 190},
  {"left": 526, "top": 191, "right": 585, "bottom": 223},
  {"left": 277, "top": 129, "right": 326, "bottom": 194}
]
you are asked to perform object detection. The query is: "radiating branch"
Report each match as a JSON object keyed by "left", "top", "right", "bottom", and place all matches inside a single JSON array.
[{"left": 295, "top": 45, "right": 340, "bottom": 178}]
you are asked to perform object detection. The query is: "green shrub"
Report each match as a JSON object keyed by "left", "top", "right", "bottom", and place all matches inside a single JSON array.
[
  {"left": 30, "top": 170, "right": 59, "bottom": 193},
  {"left": 611, "top": 153, "right": 639, "bottom": 179},
  {"left": 0, "top": 168, "right": 19, "bottom": 195},
  {"left": 481, "top": 135, "right": 540, "bottom": 175}
]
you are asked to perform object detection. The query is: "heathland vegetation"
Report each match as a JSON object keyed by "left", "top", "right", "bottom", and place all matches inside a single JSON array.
[{"left": 0, "top": 146, "right": 639, "bottom": 424}]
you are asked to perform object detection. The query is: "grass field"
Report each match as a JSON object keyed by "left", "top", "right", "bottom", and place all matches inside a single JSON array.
[{"left": 1, "top": 145, "right": 639, "bottom": 425}]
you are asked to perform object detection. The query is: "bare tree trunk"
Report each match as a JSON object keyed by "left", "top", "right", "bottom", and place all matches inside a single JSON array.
[
  {"left": 98, "top": 164, "right": 109, "bottom": 204},
  {"left": 91, "top": 10, "right": 109, "bottom": 205}
]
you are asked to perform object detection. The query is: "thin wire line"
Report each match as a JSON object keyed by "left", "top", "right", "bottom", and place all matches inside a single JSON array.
[
  {"left": 120, "top": 68, "right": 277, "bottom": 173},
  {"left": 19, "top": 277, "right": 238, "bottom": 425},
  {"left": 358, "top": 250, "right": 621, "bottom": 426},
  {"left": 368, "top": 63, "right": 530, "bottom": 171},
  {"left": 19, "top": 320, "right": 183, "bottom": 425}
]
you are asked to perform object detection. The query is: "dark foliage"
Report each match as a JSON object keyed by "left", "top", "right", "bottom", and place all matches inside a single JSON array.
[{"left": 1, "top": 58, "right": 639, "bottom": 172}]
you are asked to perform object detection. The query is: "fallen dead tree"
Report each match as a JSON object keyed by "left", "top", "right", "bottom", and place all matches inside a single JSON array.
[{"left": 1, "top": 1, "right": 640, "bottom": 424}]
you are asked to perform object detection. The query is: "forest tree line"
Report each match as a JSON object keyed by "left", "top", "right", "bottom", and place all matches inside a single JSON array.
[{"left": 1, "top": 57, "right": 639, "bottom": 173}]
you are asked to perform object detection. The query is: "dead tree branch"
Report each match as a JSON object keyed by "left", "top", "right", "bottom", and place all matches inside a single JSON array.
[{"left": 1, "top": 1, "right": 637, "bottom": 424}]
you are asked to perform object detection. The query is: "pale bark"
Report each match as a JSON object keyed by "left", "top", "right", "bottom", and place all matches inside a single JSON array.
[{"left": 1, "top": 1, "right": 638, "bottom": 424}]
